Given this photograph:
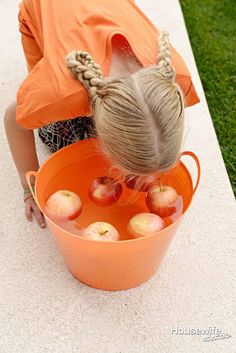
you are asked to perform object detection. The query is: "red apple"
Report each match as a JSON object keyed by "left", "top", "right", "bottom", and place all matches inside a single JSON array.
[
  {"left": 45, "top": 190, "right": 82, "bottom": 221},
  {"left": 125, "top": 174, "right": 156, "bottom": 192},
  {"left": 83, "top": 222, "right": 119, "bottom": 241},
  {"left": 146, "top": 185, "right": 178, "bottom": 218},
  {"left": 127, "top": 213, "right": 165, "bottom": 238},
  {"left": 89, "top": 177, "right": 122, "bottom": 206}
]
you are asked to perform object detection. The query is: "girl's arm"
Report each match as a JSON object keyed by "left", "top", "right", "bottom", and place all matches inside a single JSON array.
[{"left": 4, "top": 101, "right": 46, "bottom": 228}]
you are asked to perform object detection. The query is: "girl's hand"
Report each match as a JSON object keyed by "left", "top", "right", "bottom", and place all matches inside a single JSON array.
[{"left": 24, "top": 192, "right": 46, "bottom": 228}]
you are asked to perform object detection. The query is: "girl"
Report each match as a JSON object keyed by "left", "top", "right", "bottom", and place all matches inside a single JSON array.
[{"left": 4, "top": 0, "right": 199, "bottom": 228}]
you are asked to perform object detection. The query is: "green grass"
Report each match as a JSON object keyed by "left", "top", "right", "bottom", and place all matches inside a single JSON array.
[{"left": 180, "top": 0, "right": 236, "bottom": 196}]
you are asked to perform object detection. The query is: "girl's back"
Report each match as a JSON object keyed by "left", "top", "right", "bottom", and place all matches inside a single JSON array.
[{"left": 17, "top": 0, "right": 199, "bottom": 128}]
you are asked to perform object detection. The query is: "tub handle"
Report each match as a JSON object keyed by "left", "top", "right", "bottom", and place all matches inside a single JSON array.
[
  {"left": 180, "top": 151, "right": 201, "bottom": 194},
  {"left": 26, "top": 170, "right": 38, "bottom": 203}
]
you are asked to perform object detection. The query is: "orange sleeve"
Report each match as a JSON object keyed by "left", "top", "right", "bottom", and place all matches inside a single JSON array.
[
  {"left": 170, "top": 45, "right": 200, "bottom": 107},
  {"left": 176, "top": 74, "right": 200, "bottom": 108},
  {"left": 18, "top": 9, "right": 42, "bottom": 72},
  {"left": 184, "top": 80, "right": 200, "bottom": 107}
]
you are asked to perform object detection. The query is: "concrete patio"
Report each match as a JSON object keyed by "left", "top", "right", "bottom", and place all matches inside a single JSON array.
[{"left": 0, "top": 0, "right": 235, "bottom": 352}]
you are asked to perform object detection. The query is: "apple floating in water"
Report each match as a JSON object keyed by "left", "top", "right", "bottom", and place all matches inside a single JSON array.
[
  {"left": 45, "top": 190, "right": 82, "bottom": 221},
  {"left": 88, "top": 176, "right": 122, "bottom": 206},
  {"left": 83, "top": 222, "right": 120, "bottom": 241},
  {"left": 146, "top": 185, "right": 178, "bottom": 218},
  {"left": 127, "top": 213, "right": 165, "bottom": 238},
  {"left": 125, "top": 174, "right": 156, "bottom": 192}
]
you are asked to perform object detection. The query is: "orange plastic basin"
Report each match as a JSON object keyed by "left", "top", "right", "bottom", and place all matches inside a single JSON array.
[{"left": 26, "top": 138, "right": 200, "bottom": 291}]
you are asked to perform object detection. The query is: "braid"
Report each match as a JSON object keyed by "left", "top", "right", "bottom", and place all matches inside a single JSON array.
[
  {"left": 157, "top": 31, "right": 175, "bottom": 81},
  {"left": 66, "top": 50, "right": 105, "bottom": 99}
]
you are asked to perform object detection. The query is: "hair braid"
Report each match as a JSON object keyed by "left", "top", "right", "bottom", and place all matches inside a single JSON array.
[
  {"left": 66, "top": 50, "right": 105, "bottom": 99},
  {"left": 157, "top": 31, "right": 175, "bottom": 81}
]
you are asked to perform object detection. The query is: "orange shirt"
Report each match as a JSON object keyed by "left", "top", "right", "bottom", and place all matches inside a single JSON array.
[{"left": 17, "top": 0, "right": 200, "bottom": 129}]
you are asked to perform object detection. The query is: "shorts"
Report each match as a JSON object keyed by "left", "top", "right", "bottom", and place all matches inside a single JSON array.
[{"left": 38, "top": 116, "right": 97, "bottom": 152}]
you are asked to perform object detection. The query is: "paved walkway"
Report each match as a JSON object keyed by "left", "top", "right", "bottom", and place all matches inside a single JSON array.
[{"left": 0, "top": 1, "right": 235, "bottom": 352}]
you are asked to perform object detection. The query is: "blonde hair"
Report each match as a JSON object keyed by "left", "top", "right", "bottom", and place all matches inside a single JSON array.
[{"left": 66, "top": 31, "right": 184, "bottom": 176}]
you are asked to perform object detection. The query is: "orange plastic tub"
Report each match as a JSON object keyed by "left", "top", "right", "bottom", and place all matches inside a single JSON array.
[{"left": 26, "top": 138, "right": 200, "bottom": 291}]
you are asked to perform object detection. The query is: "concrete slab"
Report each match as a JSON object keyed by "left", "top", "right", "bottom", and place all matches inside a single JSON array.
[{"left": 0, "top": 1, "right": 235, "bottom": 352}]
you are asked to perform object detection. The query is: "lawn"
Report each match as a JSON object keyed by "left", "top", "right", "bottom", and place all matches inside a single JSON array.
[{"left": 180, "top": 0, "right": 236, "bottom": 196}]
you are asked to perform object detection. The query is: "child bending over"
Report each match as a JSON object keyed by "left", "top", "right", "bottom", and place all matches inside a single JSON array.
[{"left": 4, "top": 0, "right": 199, "bottom": 227}]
